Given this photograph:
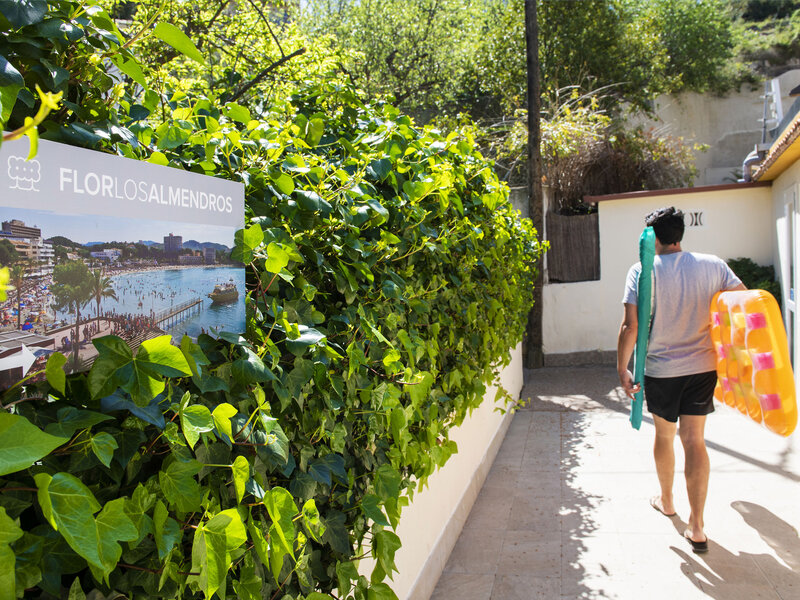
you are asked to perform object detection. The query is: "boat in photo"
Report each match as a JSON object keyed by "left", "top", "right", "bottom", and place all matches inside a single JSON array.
[{"left": 208, "top": 281, "right": 239, "bottom": 304}]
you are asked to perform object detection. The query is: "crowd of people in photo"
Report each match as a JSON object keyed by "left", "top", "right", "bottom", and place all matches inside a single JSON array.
[
  {"left": 108, "top": 311, "right": 158, "bottom": 339},
  {"left": 58, "top": 311, "right": 159, "bottom": 352}
]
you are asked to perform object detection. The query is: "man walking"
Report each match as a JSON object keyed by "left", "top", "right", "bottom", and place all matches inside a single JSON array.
[{"left": 617, "top": 207, "right": 745, "bottom": 553}]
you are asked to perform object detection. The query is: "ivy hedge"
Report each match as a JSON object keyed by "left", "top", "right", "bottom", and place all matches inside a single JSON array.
[{"left": 0, "top": 2, "right": 544, "bottom": 599}]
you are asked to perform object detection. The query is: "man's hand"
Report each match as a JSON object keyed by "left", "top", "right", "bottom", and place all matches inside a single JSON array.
[{"left": 618, "top": 369, "right": 641, "bottom": 400}]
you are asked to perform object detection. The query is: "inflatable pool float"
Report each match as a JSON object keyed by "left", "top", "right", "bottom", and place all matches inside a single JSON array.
[
  {"left": 710, "top": 290, "right": 797, "bottom": 437},
  {"left": 631, "top": 226, "right": 655, "bottom": 430}
]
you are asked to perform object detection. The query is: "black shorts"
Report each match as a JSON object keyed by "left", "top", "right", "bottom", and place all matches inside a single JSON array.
[{"left": 643, "top": 371, "right": 717, "bottom": 423}]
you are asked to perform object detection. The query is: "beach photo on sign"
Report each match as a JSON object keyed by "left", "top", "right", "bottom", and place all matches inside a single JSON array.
[{"left": 0, "top": 208, "right": 244, "bottom": 383}]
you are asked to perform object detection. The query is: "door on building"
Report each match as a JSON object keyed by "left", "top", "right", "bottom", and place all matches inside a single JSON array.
[{"left": 782, "top": 187, "right": 799, "bottom": 378}]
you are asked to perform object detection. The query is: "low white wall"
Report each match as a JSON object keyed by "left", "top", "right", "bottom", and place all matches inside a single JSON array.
[
  {"left": 360, "top": 344, "right": 523, "bottom": 600},
  {"left": 543, "top": 185, "right": 774, "bottom": 357}
]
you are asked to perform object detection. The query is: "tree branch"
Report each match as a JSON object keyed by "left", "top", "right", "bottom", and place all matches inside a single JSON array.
[
  {"left": 229, "top": 47, "right": 307, "bottom": 102},
  {"left": 245, "top": 0, "right": 285, "bottom": 57}
]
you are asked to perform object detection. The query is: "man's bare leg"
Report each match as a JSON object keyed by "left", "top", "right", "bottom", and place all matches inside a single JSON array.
[
  {"left": 652, "top": 414, "right": 677, "bottom": 515},
  {"left": 679, "top": 414, "right": 709, "bottom": 542}
]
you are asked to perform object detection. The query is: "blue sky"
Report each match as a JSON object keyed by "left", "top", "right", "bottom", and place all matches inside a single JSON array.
[{"left": 0, "top": 207, "right": 236, "bottom": 246}]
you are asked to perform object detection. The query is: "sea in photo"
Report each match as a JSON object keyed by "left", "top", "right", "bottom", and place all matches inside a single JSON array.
[
  {"left": 54, "top": 266, "right": 246, "bottom": 340},
  {"left": 0, "top": 206, "right": 244, "bottom": 379}
]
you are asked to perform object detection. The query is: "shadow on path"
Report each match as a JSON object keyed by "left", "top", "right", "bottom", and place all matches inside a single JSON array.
[{"left": 669, "top": 502, "right": 800, "bottom": 598}]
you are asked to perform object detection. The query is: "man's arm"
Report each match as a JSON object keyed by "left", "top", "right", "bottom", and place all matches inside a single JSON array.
[{"left": 617, "top": 302, "right": 640, "bottom": 399}]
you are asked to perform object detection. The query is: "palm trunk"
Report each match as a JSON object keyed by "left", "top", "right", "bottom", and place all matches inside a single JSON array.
[{"left": 16, "top": 289, "right": 21, "bottom": 330}]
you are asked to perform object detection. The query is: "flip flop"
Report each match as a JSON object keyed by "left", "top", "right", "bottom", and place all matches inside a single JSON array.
[
  {"left": 684, "top": 530, "right": 708, "bottom": 554},
  {"left": 650, "top": 496, "right": 676, "bottom": 517}
]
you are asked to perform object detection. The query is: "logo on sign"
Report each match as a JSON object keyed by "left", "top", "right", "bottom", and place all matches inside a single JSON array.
[
  {"left": 688, "top": 211, "right": 704, "bottom": 227},
  {"left": 7, "top": 155, "right": 41, "bottom": 192}
]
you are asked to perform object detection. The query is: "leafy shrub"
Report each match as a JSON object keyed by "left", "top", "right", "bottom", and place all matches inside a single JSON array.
[
  {"left": 0, "top": 2, "right": 544, "bottom": 599},
  {"left": 727, "top": 257, "right": 782, "bottom": 305}
]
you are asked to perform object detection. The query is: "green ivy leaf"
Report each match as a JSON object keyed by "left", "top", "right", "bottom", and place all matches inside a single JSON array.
[
  {"left": 360, "top": 494, "right": 389, "bottom": 527},
  {"left": 0, "top": 413, "right": 67, "bottom": 477},
  {"left": 406, "top": 371, "right": 434, "bottom": 408},
  {"left": 190, "top": 515, "right": 229, "bottom": 599},
  {"left": 284, "top": 357, "right": 313, "bottom": 402},
  {"left": 153, "top": 500, "right": 180, "bottom": 560},
  {"left": 264, "top": 487, "right": 297, "bottom": 579},
  {"left": 374, "top": 464, "right": 402, "bottom": 501},
  {"left": 44, "top": 406, "right": 113, "bottom": 438},
  {"left": 180, "top": 404, "right": 214, "bottom": 449},
  {"left": 189, "top": 509, "right": 246, "bottom": 599},
  {"left": 89, "top": 432, "right": 118, "bottom": 467},
  {"left": 225, "top": 103, "right": 251, "bottom": 124},
  {"left": 301, "top": 499, "right": 325, "bottom": 543},
  {"left": 137, "top": 335, "right": 192, "bottom": 378},
  {"left": 153, "top": 22, "right": 204, "bottom": 63},
  {"left": 89, "top": 335, "right": 190, "bottom": 406},
  {"left": 156, "top": 125, "right": 190, "bottom": 150},
  {"left": 285, "top": 325, "right": 326, "bottom": 356},
  {"left": 211, "top": 402, "right": 237, "bottom": 439},
  {"left": 232, "top": 224, "right": 264, "bottom": 263},
  {"left": 232, "top": 552, "right": 262, "bottom": 600},
  {"left": 158, "top": 459, "right": 203, "bottom": 512},
  {"left": 0, "top": 506, "right": 23, "bottom": 600},
  {"left": 34, "top": 473, "right": 137, "bottom": 580},
  {"left": 366, "top": 158, "right": 392, "bottom": 181},
  {"left": 12, "top": 532, "right": 42, "bottom": 596},
  {"left": 232, "top": 347, "right": 276, "bottom": 384},
  {"left": 336, "top": 560, "right": 359, "bottom": 597},
  {"left": 306, "top": 117, "right": 325, "bottom": 146},
  {"left": 66, "top": 577, "right": 85, "bottom": 600},
  {"left": 274, "top": 172, "right": 295, "bottom": 195},
  {"left": 231, "top": 455, "right": 249, "bottom": 503},
  {"left": 245, "top": 515, "right": 269, "bottom": 567},
  {"left": 0, "top": 0, "right": 47, "bottom": 28},
  {"left": 147, "top": 150, "right": 169, "bottom": 165},
  {"left": 181, "top": 335, "right": 210, "bottom": 377},
  {"left": 111, "top": 54, "right": 147, "bottom": 88},
  {"left": 373, "top": 530, "right": 402, "bottom": 580},
  {"left": 264, "top": 242, "right": 290, "bottom": 273},
  {"left": 367, "top": 582, "right": 399, "bottom": 600},
  {"left": 45, "top": 352, "right": 67, "bottom": 395}
]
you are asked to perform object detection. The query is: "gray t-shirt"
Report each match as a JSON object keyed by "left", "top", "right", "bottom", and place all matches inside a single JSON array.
[{"left": 623, "top": 251, "right": 742, "bottom": 377}]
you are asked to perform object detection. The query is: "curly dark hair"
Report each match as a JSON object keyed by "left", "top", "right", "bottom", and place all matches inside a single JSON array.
[{"left": 645, "top": 206, "right": 684, "bottom": 245}]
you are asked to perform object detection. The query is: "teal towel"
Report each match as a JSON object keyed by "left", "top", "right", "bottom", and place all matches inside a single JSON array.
[{"left": 632, "top": 227, "right": 655, "bottom": 430}]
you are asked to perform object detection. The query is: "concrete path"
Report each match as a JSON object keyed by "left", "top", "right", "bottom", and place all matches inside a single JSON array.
[{"left": 430, "top": 366, "right": 800, "bottom": 600}]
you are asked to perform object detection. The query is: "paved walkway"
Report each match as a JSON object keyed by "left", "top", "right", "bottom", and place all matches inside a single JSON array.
[{"left": 430, "top": 366, "right": 800, "bottom": 600}]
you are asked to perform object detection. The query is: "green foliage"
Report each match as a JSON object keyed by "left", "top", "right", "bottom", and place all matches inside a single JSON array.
[
  {"left": 731, "top": 2, "right": 800, "bottom": 78},
  {"left": 104, "top": 0, "right": 345, "bottom": 111},
  {"left": 461, "top": 0, "right": 737, "bottom": 117},
  {"left": 297, "top": 0, "right": 483, "bottom": 116},
  {"left": 0, "top": 239, "right": 20, "bottom": 266},
  {"left": 0, "top": 0, "right": 138, "bottom": 149},
  {"left": 464, "top": 88, "right": 701, "bottom": 205},
  {"left": 0, "top": 2, "right": 543, "bottom": 599},
  {"left": 727, "top": 257, "right": 782, "bottom": 305}
]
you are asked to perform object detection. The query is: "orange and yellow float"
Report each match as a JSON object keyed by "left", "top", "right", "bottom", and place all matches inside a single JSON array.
[{"left": 710, "top": 290, "right": 797, "bottom": 437}]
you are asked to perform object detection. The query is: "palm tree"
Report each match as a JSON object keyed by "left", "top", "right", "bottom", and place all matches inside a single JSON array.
[
  {"left": 89, "top": 269, "right": 117, "bottom": 322},
  {"left": 8, "top": 263, "right": 26, "bottom": 330},
  {"left": 51, "top": 261, "right": 93, "bottom": 367}
]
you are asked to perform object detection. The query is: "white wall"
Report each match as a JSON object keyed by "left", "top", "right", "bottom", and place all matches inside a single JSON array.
[
  {"left": 543, "top": 186, "right": 774, "bottom": 357},
  {"left": 770, "top": 161, "right": 800, "bottom": 373},
  {"left": 631, "top": 70, "right": 800, "bottom": 186},
  {"left": 359, "top": 344, "right": 523, "bottom": 600}
]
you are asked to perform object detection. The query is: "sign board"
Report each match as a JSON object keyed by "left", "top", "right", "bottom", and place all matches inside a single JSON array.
[{"left": 0, "top": 137, "right": 245, "bottom": 387}]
